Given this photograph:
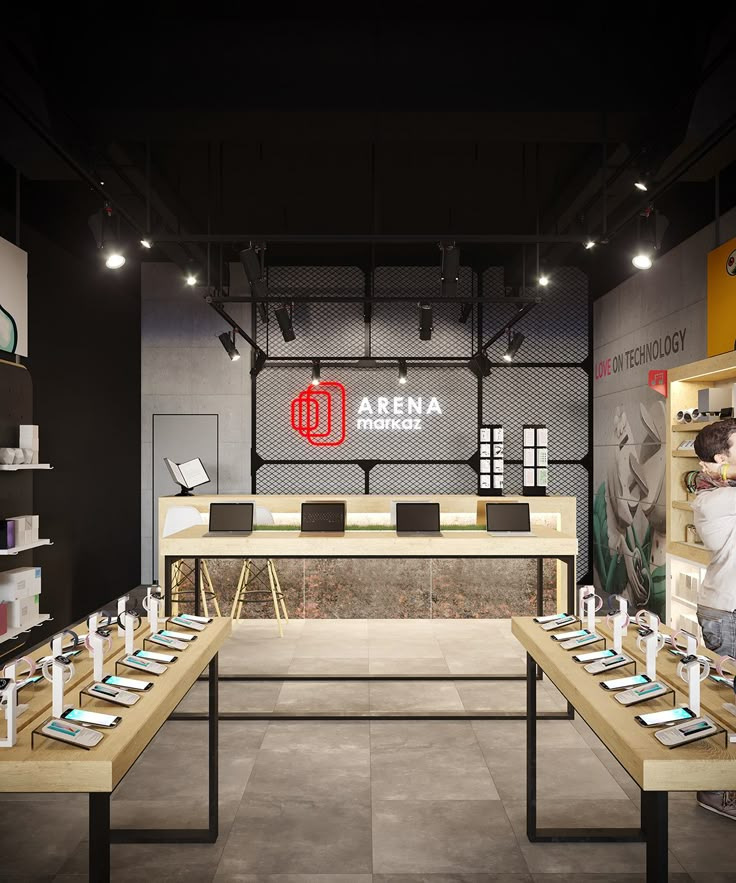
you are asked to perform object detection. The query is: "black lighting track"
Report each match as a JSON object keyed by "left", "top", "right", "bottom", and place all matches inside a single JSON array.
[
  {"left": 152, "top": 234, "right": 589, "bottom": 245},
  {"left": 208, "top": 295, "right": 541, "bottom": 304}
]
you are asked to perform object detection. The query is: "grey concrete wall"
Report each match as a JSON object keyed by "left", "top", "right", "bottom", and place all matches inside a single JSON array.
[
  {"left": 593, "top": 207, "right": 736, "bottom": 617},
  {"left": 141, "top": 262, "right": 252, "bottom": 581}
]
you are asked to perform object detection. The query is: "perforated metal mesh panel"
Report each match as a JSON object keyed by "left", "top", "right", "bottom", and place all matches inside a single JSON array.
[
  {"left": 370, "top": 266, "right": 476, "bottom": 358},
  {"left": 370, "top": 463, "right": 477, "bottom": 495},
  {"left": 256, "top": 463, "right": 365, "bottom": 494},
  {"left": 257, "top": 364, "right": 477, "bottom": 462},
  {"left": 481, "top": 266, "right": 589, "bottom": 364},
  {"left": 483, "top": 367, "right": 588, "bottom": 461},
  {"left": 548, "top": 463, "right": 590, "bottom": 578}
]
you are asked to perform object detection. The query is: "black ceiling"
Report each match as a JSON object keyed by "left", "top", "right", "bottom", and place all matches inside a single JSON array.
[{"left": 1, "top": 12, "right": 735, "bottom": 297}]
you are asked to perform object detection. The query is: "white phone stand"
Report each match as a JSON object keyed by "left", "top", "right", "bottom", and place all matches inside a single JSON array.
[
  {"left": 117, "top": 595, "right": 129, "bottom": 638},
  {"left": 636, "top": 614, "right": 665, "bottom": 680},
  {"left": 143, "top": 586, "right": 164, "bottom": 634},
  {"left": 675, "top": 630, "right": 709, "bottom": 716},
  {"left": 85, "top": 614, "right": 113, "bottom": 683},
  {"left": 2, "top": 657, "right": 33, "bottom": 719},
  {"left": 579, "top": 585, "right": 603, "bottom": 633},
  {"left": 0, "top": 678, "right": 18, "bottom": 748},
  {"left": 118, "top": 610, "right": 140, "bottom": 655},
  {"left": 606, "top": 596, "right": 630, "bottom": 654},
  {"left": 43, "top": 635, "right": 75, "bottom": 719}
]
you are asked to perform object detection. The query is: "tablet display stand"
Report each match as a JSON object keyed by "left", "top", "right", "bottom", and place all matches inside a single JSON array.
[{"left": 164, "top": 457, "right": 211, "bottom": 497}]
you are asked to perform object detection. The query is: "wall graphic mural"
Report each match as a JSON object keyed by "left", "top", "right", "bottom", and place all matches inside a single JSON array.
[
  {"left": 0, "top": 236, "right": 28, "bottom": 358},
  {"left": 593, "top": 394, "right": 667, "bottom": 619}
]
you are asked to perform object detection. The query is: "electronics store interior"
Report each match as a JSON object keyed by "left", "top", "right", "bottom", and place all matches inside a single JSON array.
[{"left": 2, "top": 13, "right": 736, "bottom": 883}]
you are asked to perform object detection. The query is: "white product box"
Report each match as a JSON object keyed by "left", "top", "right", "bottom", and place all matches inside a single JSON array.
[
  {"left": 698, "top": 387, "right": 733, "bottom": 414},
  {"left": 19, "top": 425, "right": 39, "bottom": 463},
  {"left": 9, "top": 594, "right": 40, "bottom": 629},
  {"left": 0, "top": 566, "right": 42, "bottom": 602},
  {"left": 7, "top": 515, "right": 38, "bottom": 544}
]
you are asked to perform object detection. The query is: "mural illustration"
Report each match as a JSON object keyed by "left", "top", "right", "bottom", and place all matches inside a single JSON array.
[
  {"left": 0, "top": 303, "right": 18, "bottom": 354},
  {"left": 0, "top": 236, "right": 28, "bottom": 358},
  {"left": 593, "top": 395, "right": 667, "bottom": 619}
]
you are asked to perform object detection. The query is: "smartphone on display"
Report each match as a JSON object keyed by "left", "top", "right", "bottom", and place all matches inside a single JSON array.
[
  {"left": 634, "top": 707, "right": 696, "bottom": 727},
  {"left": 17, "top": 674, "right": 43, "bottom": 690},
  {"left": 170, "top": 615, "right": 206, "bottom": 631},
  {"left": 102, "top": 675, "right": 153, "bottom": 691},
  {"left": 134, "top": 649, "right": 176, "bottom": 664},
  {"left": 709, "top": 674, "right": 734, "bottom": 687},
  {"left": 61, "top": 708, "right": 122, "bottom": 728},
  {"left": 541, "top": 615, "right": 577, "bottom": 631},
  {"left": 572, "top": 649, "right": 614, "bottom": 664},
  {"left": 159, "top": 630, "right": 197, "bottom": 642},
  {"left": 179, "top": 613, "right": 212, "bottom": 624},
  {"left": 600, "top": 674, "right": 651, "bottom": 691},
  {"left": 534, "top": 613, "right": 569, "bottom": 624},
  {"left": 551, "top": 629, "right": 589, "bottom": 642}
]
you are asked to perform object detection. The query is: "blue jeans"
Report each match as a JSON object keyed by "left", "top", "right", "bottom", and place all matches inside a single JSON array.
[{"left": 697, "top": 605, "right": 736, "bottom": 657}]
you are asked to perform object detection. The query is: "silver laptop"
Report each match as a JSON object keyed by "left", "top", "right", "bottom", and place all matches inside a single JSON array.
[
  {"left": 204, "top": 502, "right": 253, "bottom": 537},
  {"left": 486, "top": 502, "right": 535, "bottom": 537}
]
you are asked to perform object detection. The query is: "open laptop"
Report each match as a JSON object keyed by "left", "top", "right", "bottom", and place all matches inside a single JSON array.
[
  {"left": 395, "top": 502, "right": 442, "bottom": 537},
  {"left": 204, "top": 502, "right": 254, "bottom": 537},
  {"left": 300, "top": 501, "right": 346, "bottom": 537},
  {"left": 486, "top": 502, "right": 535, "bottom": 537}
]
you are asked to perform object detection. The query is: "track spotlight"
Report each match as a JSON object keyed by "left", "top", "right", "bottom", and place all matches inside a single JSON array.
[
  {"left": 251, "top": 349, "right": 267, "bottom": 376},
  {"left": 240, "top": 246, "right": 271, "bottom": 302},
  {"left": 634, "top": 177, "right": 649, "bottom": 192},
  {"left": 105, "top": 247, "right": 126, "bottom": 269},
  {"left": 398, "top": 358, "right": 408, "bottom": 384},
  {"left": 538, "top": 274, "right": 550, "bottom": 287},
  {"left": 274, "top": 305, "right": 296, "bottom": 342},
  {"left": 440, "top": 242, "right": 460, "bottom": 298},
  {"left": 503, "top": 330, "right": 525, "bottom": 362},
  {"left": 218, "top": 331, "right": 241, "bottom": 361},
  {"left": 140, "top": 237, "right": 153, "bottom": 249},
  {"left": 632, "top": 250, "right": 654, "bottom": 270},
  {"left": 584, "top": 239, "right": 596, "bottom": 250},
  {"left": 311, "top": 359, "right": 321, "bottom": 386},
  {"left": 186, "top": 273, "right": 197, "bottom": 286},
  {"left": 419, "top": 304, "right": 433, "bottom": 340},
  {"left": 468, "top": 351, "right": 492, "bottom": 379}
]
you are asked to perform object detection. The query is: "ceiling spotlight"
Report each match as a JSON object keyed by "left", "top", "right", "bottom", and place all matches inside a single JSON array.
[
  {"left": 251, "top": 349, "right": 267, "bottom": 376},
  {"left": 634, "top": 178, "right": 649, "bottom": 192},
  {"left": 311, "top": 359, "right": 321, "bottom": 386},
  {"left": 503, "top": 330, "right": 525, "bottom": 362},
  {"left": 538, "top": 274, "right": 550, "bottom": 287},
  {"left": 186, "top": 274, "right": 197, "bottom": 286},
  {"left": 468, "top": 351, "right": 492, "bottom": 379},
  {"left": 419, "top": 304, "right": 433, "bottom": 340},
  {"left": 584, "top": 239, "right": 596, "bottom": 250},
  {"left": 632, "top": 250, "right": 654, "bottom": 270},
  {"left": 140, "top": 237, "right": 153, "bottom": 249},
  {"left": 104, "top": 244, "right": 125, "bottom": 269},
  {"left": 240, "top": 246, "right": 271, "bottom": 302},
  {"left": 274, "top": 305, "right": 296, "bottom": 342},
  {"left": 218, "top": 331, "right": 241, "bottom": 362},
  {"left": 398, "top": 358, "right": 408, "bottom": 384},
  {"left": 440, "top": 242, "right": 460, "bottom": 298}
]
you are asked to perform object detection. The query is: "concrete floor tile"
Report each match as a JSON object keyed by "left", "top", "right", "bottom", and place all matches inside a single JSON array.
[
  {"left": 288, "top": 657, "right": 370, "bottom": 675},
  {"left": 293, "top": 638, "right": 371, "bottom": 659},
  {"left": 370, "top": 681, "right": 465, "bottom": 713},
  {"left": 244, "top": 746, "right": 371, "bottom": 803},
  {"left": 213, "top": 876, "right": 372, "bottom": 883},
  {"left": 54, "top": 873, "right": 215, "bottom": 883},
  {"left": 275, "top": 681, "right": 370, "bottom": 714},
  {"left": 176, "top": 681, "right": 283, "bottom": 713},
  {"left": 369, "top": 638, "right": 445, "bottom": 659},
  {"left": 262, "top": 721, "right": 370, "bottom": 752},
  {"left": 472, "top": 721, "right": 587, "bottom": 754},
  {"left": 0, "top": 800, "right": 85, "bottom": 877},
  {"left": 371, "top": 745, "right": 500, "bottom": 800},
  {"left": 455, "top": 682, "right": 565, "bottom": 714},
  {"left": 224, "top": 795, "right": 373, "bottom": 874},
  {"left": 369, "top": 657, "right": 451, "bottom": 675},
  {"left": 374, "top": 876, "right": 532, "bottom": 883},
  {"left": 668, "top": 798, "right": 736, "bottom": 873},
  {"left": 371, "top": 720, "right": 478, "bottom": 750},
  {"left": 530, "top": 875, "right": 691, "bottom": 882},
  {"left": 372, "top": 800, "right": 527, "bottom": 874},
  {"left": 444, "top": 656, "right": 525, "bottom": 676}
]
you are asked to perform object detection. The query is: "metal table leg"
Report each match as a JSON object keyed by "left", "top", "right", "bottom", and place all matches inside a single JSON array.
[
  {"left": 89, "top": 792, "right": 111, "bottom": 882},
  {"left": 642, "top": 790, "right": 668, "bottom": 882},
  {"left": 526, "top": 651, "right": 643, "bottom": 844},
  {"left": 164, "top": 555, "right": 173, "bottom": 617}
]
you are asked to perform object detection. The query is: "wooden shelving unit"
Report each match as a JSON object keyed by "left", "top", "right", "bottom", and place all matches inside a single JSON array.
[{"left": 667, "top": 350, "right": 736, "bottom": 632}]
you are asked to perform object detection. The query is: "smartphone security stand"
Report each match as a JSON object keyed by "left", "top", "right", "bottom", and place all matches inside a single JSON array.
[
  {"left": 117, "top": 594, "right": 129, "bottom": 638},
  {"left": 578, "top": 585, "right": 603, "bottom": 633},
  {"left": 143, "top": 586, "right": 164, "bottom": 634},
  {"left": 85, "top": 614, "right": 113, "bottom": 683},
  {"left": 2, "top": 657, "right": 34, "bottom": 720},
  {"left": 41, "top": 634, "right": 76, "bottom": 719},
  {"left": 675, "top": 630, "right": 710, "bottom": 716},
  {"left": 0, "top": 678, "right": 18, "bottom": 748},
  {"left": 606, "top": 595, "right": 630, "bottom": 654},
  {"left": 636, "top": 615, "right": 666, "bottom": 680}
]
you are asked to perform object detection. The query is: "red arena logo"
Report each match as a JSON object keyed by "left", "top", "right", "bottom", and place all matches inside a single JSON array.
[{"left": 290, "top": 381, "right": 347, "bottom": 446}]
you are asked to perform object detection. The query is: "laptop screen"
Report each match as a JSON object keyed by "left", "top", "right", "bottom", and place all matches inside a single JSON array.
[
  {"left": 486, "top": 502, "right": 530, "bottom": 532},
  {"left": 209, "top": 502, "right": 254, "bottom": 532},
  {"left": 395, "top": 502, "right": 440, "bottom": 532},
  {"left": 301, "top": 502, "right": 346, "bottom": 533}
]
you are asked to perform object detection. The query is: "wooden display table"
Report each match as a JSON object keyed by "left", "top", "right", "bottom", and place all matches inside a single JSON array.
[
  {"left": 0, "top": 617, "right": 230, "bottom": 881},
  {"left": 512, "top": 616, "right": 736, "bottom": 882}
]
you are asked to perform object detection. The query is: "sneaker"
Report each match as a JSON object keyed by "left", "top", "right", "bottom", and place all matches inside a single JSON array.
[{"left": 696, "top": 790, "right": 736, "bottom": 819}]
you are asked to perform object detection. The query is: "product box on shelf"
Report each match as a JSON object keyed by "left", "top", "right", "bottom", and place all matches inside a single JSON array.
[
  {"left": 6, "top": 515, "right": 39, "bottom": 545},
  {"left": 0, "top": 602, "right": 7, "bottom": 637},
  {"left": 9, "top": 594, "right": 39, "bottom": 630},
  {"left": 19, "top": 424, "right": 39, "bottom": 463},
  {"left": 0, "top": 519, "right": 15, "bottom": 550},
  {"left": 0, "top": 566, "right": 42, "bottom": 602}
]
